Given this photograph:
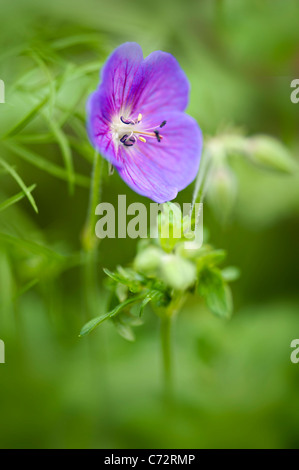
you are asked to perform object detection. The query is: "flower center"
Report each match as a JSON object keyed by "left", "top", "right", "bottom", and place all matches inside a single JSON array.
[{"left": 111, "top": 113, "right": 166, "bottom": 148}]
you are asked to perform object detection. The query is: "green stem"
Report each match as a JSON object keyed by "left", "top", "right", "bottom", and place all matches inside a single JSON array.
[
  {"left": 81, "top": 150, "right": 103, "bottom": 324},
  {"left": 82, "top": 150, "right": 103, "bottom": 253},
  {"left": 81, "top": 151, "right": 110, "bottom": 398},
  {"left": 160, "top": 314, "right": 173, "bottom": 396}
]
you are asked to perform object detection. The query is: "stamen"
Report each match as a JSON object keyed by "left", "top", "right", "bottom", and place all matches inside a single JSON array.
[
  {"left": 118, "top": 114, "right": 165, "bottom": 147},
  {"left": 120, "top": 134, "right": 128, "bottom": 143},
  {"left": 154, "top": 130, "right": 161, "bottom": 142},
  {"left": 123, "top": 135, "right": 136, "bottom": 147},
  {"left": 120, "top": 116, "right": 135, "bottom": 125}
]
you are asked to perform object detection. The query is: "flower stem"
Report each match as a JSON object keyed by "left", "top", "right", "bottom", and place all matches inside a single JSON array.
[
  {"left": 160, "top": 314, "right": 173, "bottom": 396},
  {"left": 81, "top": 151, "right": 110, "bottom": 398},
  {"left": 82, "top": 150, "right": 103, "bottom": 253}
]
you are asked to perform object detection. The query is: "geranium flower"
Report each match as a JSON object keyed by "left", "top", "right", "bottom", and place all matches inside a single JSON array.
[{"left": 87, "top": 42, "right": 202, "bottom": 203}]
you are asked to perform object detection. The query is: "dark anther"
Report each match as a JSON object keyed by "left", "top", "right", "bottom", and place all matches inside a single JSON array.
[
  {"left": 160, "top": 121, "right": 167, "bottom": 128},
  {"left": 120, "top": 134, "right": 128, "bottom": 143},
  {"left": 120, "top": 116, "right": 135, "bottom": 125},
  {"left": 123, "top": 136, "right": 136, "bottom": 147},
  {"left": 154, "top": 130, "right": 161, "bottom": 142}
]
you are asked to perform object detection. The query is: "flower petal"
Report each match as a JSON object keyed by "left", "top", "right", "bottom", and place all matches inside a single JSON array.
[
  {"left": 100, "top": 42, "right": 143, "bottom": 114},
  {"left": 87, "top": 87, "right": 121, "bottom": 167},
  {"left": 116, "top": 111, "right": 202, "bottom": 203},
  {"left": 87, "top": 42, "right": 144, "bottom": 166},
  {"left": 128, "top": 51, "right": 190, "bottom": 116}
]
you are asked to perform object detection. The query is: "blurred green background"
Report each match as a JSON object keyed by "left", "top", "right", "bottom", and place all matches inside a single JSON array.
[{"left": 0, "top": 0, "right": 299, "bottom": 449}]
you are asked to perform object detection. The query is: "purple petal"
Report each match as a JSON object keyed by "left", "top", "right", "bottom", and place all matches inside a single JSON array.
[
  {"left": 128, "top": 51, "right": 190, "bottom": 116},
  {"left": 87, "top": 87, "right": 120, "bottom": 167},
  {"left": 100, "top": 42, "right": 143, "bottom": 114},
  {"left": 116, "top": 111, "right": 202, "bottom": 203},
  {"left": 87, "top": 42, "right": 144, "bottom": 166}
]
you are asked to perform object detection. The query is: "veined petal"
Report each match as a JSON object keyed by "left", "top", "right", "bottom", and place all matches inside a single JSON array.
[
  {"left": 116, "top": 111, "right": 202, "bottom": 203},
  {"left": 87, "top": 87, "right": 121, "bottom": 167},
  {"left": 87, "top": 42, "right": 144, "bottom": 166},
  {"left": 128, "top": 51, "right": 190, "bottom": 115},
  {"left": 100, "top": 42, "right": 143, "bottom": 114}
]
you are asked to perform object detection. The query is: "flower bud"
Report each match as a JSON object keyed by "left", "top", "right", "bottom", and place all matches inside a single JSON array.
[
  {"left": 134, "top": 246, "right": 162, "bottom": 275},
  {"left": 160, "top": 254, "right": 196, "bottom": 291},
  {"left": 246, "top": 135, "right": 296, "bottom": 174}
]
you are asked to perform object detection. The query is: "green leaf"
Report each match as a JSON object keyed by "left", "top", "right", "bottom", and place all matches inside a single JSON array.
[
  {"left": 0, "top": 158, "right": 38, "bottom": 213},
  {"left": 79, "top": 311, "right": 113, "bottom": 337},
  {"left": 2, "top": 94, "right": 49, "bottom": 138},
  {"left": 139, "top": 295, "right": 152, "bottom": 317},
  {"left": 46, "top": 117, "right": 75, "bottom": 194},
  {"left": 13, "top": 279, "right": 39, "bottom": 299},
  {"left": 113, "top": 319, "right": 135, "bottom": 342},
  {"left": 198, "top": 267, "right": 233, "bottom": 318},
  {"left": 103, "top": 267, "right": 145, "bottom": 292},
  {"left": 79, "top": 293, "right": 146, "bottom": 337},
  {"left": 138, "top": 290, "right": 165, "bottom": 316},
  {"left": 2, "top": 141, "right": 90, "bottom": 188},
  {"left": 196, "top": 249, "right": 227, "bottom": 269},
  {"left": 0, "top": 232, "right": 64, "bottom": 261},
  {"left": 0, "top": 184, "right": 36, "bottom": 212}
]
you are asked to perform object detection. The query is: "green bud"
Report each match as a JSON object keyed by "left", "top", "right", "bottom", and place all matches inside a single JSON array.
[
  {"left": 134, "top": 246, "right": 162, "bottom": 275},
  {"left": 246, "top": 135, "right": 297, "bottom": 174},
  {"left": 160, "top": 254, "right": 196, "bottom": 291}
]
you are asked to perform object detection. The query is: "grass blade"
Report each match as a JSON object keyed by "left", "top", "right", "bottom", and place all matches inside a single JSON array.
[
  {"left": 2, "top": 94, "right": 49, "bottom": 139},
  {"left": 2, "top": 141, "right": 90, "bottom": 188},
  {"left": 0, "top": 232, "right": 64, "bottom": 260},
  {"left": 46, "top": 117, "right": 75, "bottom": 193},
  {"left": 0, "top": 184, "right": 36, "bottom": 212},
  {"left": 0, "top": 158, "right": 38, "bottom": 213}
]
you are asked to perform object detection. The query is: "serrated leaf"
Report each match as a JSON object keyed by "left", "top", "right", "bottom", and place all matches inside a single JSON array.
[{"left": 198, "top": 267, "right": 233, "bottom": 319}]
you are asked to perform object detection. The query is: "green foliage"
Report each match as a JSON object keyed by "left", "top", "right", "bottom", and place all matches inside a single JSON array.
[
  {"left": 0, "top": 184, "right": 36, "bottom": 213},
  {"left": 0, "top": 158, "right": 38, "bottom": 213},
  {"left": 198, "top": 267, "right": 233, "bottom": 319},
  {"left": 80, "top": 226, "right": 238, "bottom": 338}
]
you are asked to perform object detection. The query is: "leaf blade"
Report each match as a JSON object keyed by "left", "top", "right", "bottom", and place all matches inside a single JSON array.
[{"left": 0, "top": 158, "right": 38, "bottom": 213}]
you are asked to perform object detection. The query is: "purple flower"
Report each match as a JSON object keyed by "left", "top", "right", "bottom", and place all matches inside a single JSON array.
[{"left": 87, "top": 42, "right": 202, "bottom": 203}]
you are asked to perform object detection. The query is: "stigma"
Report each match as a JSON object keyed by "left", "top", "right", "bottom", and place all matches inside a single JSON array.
[{"left": 116, "top": 113, "right": 166, "bottom": 148}]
